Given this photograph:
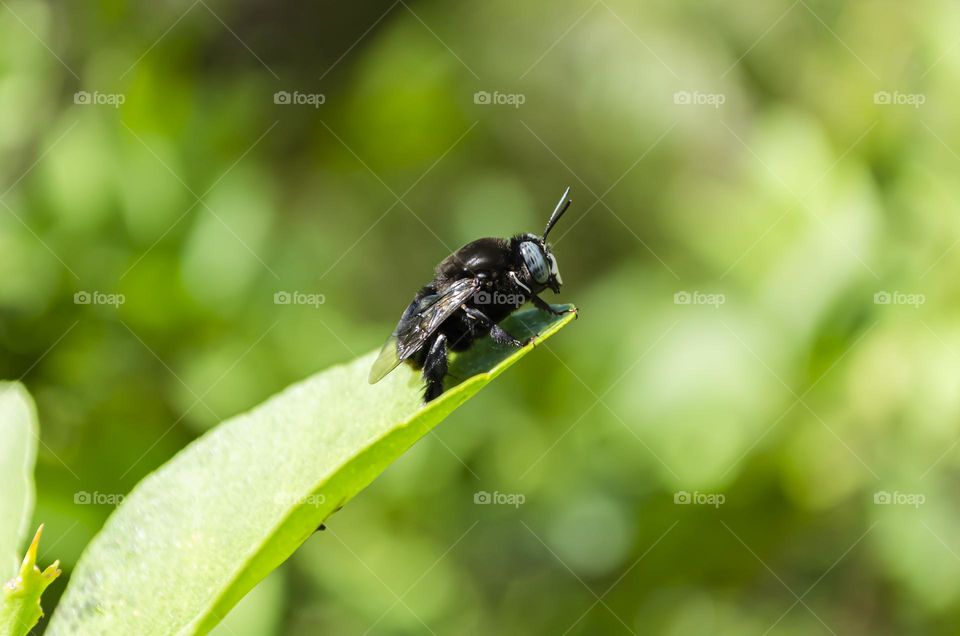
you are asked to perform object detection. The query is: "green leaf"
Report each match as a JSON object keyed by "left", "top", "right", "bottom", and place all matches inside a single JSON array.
[
  {"left": 0, "top": 383, "right": 56, "bottom": 636},
  {"left": 48, "top": 307, "right": 576, "bottom": 635},
  {"left": 0, "top": 383, "right": 38, "bottom": 582},
  {"left": 1, "top": 526, "right": 61, "bottom": 636}
]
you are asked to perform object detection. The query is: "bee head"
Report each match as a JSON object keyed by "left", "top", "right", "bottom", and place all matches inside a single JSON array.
[
  {"left": 519, "top": 238, "right": 562, "bottom": 293},
  {"left": 514, "top": 188, "right": 571, "bottom": 294}
]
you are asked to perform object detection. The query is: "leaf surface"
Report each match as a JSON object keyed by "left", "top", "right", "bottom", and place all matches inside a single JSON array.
[{"left": 48, "top": 307, "right": 576, "bottom": 635}]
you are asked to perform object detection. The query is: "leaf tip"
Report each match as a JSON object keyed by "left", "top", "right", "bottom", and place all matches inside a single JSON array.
[
  {"left": 13, "top": 524, "right": 61, "bottom": 587},
  {"left": 3, "top": 524, "right": 62, "bottom": 633}
]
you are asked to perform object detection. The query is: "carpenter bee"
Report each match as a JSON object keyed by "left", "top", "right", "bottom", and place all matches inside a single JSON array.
[{"left": 369, "top": 187, "right": 577, "bottom": 402}]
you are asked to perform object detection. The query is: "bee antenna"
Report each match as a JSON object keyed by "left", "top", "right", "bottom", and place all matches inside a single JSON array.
[{"left": 543, "top": 186, "right": 572, "bottom": 240}]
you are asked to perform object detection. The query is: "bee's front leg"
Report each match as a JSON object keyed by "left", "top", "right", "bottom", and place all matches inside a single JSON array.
[
  {"left": 507, "top": 271, "right": 533, "bottom": 295},
  {"left": 531, "top": 294, "right": 576, "bottom": 316}
]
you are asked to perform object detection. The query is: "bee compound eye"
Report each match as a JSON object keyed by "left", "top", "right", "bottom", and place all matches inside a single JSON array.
[{"left": 520, "top": 241, "right": 549, "bottom": 284}]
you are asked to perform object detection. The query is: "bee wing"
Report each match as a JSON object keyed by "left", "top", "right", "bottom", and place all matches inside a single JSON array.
[
  {"left": 369, "top": 292, "right": 442, "bottom": 384},
  {"left": 368, "top": 278, "right": 479, "bottom": 384},
  {"left": 368, "top": 332, "right": 404, "bottom": 384}
]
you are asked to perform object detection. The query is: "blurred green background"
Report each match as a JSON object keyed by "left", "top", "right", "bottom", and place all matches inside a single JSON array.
[{"left": 3, "top": 0, "right": 960, "bottom": 633}]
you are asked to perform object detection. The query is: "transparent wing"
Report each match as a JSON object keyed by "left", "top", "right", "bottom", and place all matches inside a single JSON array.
[
  {"left": 368, "top": 278, "right": 479, "bottom": 384},
  {"left": 367, "top": 332, "right": 404, "bottom": 385}
]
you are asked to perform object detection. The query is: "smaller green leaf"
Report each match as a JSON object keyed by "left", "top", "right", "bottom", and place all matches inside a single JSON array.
[
  {"left": 1, "top": 525, "right": 61, "bottom": 636},
  {"left": 0, "top": 382, "right": 38, "bottom": 582}
]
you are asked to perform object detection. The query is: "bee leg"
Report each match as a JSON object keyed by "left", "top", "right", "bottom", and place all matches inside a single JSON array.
[
  {"left": 422, "top": 333, "right": 449, "bottom": 402},
  {"left": 531, "top": 294, "right": 576, "bottom": 316},
  {"left": 462, "top": 306, "right": 525, "bottom": 347},
  {"left": 490, "top": 324, "right": 526, "bottom": 348}
]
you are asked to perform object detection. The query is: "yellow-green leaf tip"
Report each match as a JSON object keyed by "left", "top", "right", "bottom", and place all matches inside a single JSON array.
[{"left": 2, "top": 524, "right": 61, "bottom": 636}]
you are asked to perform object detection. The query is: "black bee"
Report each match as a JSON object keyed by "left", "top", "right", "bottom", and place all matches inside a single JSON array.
[{"left": 369, "top": 187, "right": 577, "bottom": 402}]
